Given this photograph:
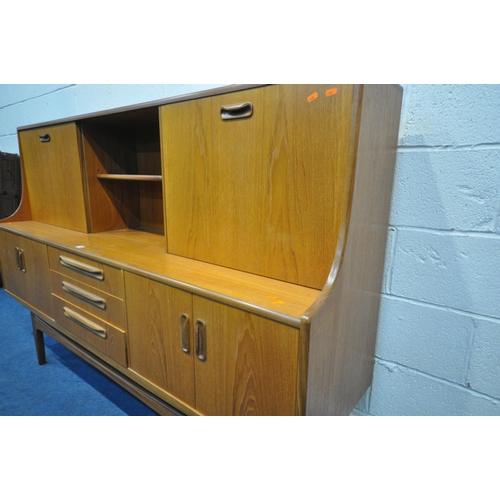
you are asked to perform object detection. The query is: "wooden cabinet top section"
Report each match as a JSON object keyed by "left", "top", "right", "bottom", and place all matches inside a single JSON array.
[{"left": 161, "top": 84, "right": 360, "bottom": 289}]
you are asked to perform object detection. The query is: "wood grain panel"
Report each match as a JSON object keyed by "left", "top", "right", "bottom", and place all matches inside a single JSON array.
[
  {"left": 50, "top": 271, "right": 126, "bottom": 329},
  {"left": 52, "top": 295, "right": 127, "bottom": 367},
  {"left": 305, "top": 85, "right": 403, "bottom": 415},
  {"left": 82, "top": 123, "right": 137, "bottom": 232},
  {"left": 0, "top": 231, "right": 53, "bottom": 318},
  {"left": 193, "top": 296, "right": 300, "bottom": 415},
  {"left": 139, "top": 181, "right": 164, "bottom": 233},
  {"left": 47, "top": 246, "right": 125, "bottom": 298},
  {"left": 18, "top": 123, "right": 90, "bottom": 232},
  {"left": 161, "top": 84, "right": 360, "bottom": 289},
  {"left": 125, "top": 272, "right": 195, "bottom": 407},
  {"left": 82, "top": 120, "right": 163, "bottom": 233}
]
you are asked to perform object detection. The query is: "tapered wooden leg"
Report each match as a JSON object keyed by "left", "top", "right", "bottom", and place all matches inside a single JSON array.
[{"left": 31, "top": 313, "right": 46, "bottom": 365}]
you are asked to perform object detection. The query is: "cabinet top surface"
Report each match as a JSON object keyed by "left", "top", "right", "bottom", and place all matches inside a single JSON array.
[{"left": 0, "top": 221, "right": 320, "bottom": 326}]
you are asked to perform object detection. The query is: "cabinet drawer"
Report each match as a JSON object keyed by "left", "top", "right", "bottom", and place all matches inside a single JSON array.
[
  {"left": 48, "top": 246, "right": 124, "bottom": 298},
  {"left": 50, "top": 271, "right": 126, "bottom": 330},
  {"left": 52, "top": 296, "right": 127, "bottom": 367}
]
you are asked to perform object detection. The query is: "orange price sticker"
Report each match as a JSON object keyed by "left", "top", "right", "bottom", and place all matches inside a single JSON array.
[
  {"left": 307, "top": 92, "right": 319, "bottom": 103},
  {"left": 326, "top": 87, "right": 338, "bottom": 97}
]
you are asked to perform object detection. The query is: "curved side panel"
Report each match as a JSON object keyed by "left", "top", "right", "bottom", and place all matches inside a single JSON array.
[
  {"left": 0, "top": 149, "right": 33, "bottom": 223},
  {"left": 305, "top": 85, "right": 403, "bottom": 416}
]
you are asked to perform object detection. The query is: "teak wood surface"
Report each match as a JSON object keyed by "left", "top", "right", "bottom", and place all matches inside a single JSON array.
[
  {"left": 50, "top": 271, "right": 127, "bottom": 330},
  {"left": 0, "top": 231, "right": 53, "bottom": 318},
  {"left": 126, "top": 272, "right": 197, "bottom": 408},
  {"left": 18, "top": 123, "right": 90, "bottom": 232},
  {"left": 1, "top": 221, "right": 320, "bottom": 326},
  {"left": 0, "top": 84, "right": 403, "bottom": 416},
  {"left": 304, "top": 85, "right": 403, "bottom": 415},
  {"left": 192, "top": 296, "right": 300, "bottom": 416},
  {"left": 161, "top": 84, "right": 359, "bottom": 290}
]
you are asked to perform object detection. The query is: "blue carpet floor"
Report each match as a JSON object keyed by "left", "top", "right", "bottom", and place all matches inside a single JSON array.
[{"left": 0, "top": 287, "right": 156, "bottom": 416}]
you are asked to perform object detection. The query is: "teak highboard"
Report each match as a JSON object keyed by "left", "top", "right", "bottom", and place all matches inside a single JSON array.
[{"left": 0, "top": 84, "right": 402, "bottom": 416}]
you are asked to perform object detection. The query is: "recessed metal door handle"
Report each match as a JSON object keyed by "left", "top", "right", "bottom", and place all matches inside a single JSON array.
[
  {"left": 15, "top": 247, "right": 26, "bottom": 272},
  {"left": 221, "top": 102, "right": 253, "bottom": 121},
  {"left": 195, "top": 319, "right": 206, "bottom": 362},
  {"left": 59, "top": 256, "right": 104, "bottom": 280},
  {"left": 39, "top": 133, "right": 51, "bottom": 143},
  {"left": 180, "top": 313, "right": 191, "bottom": 354},
  {"left": 61, "top": 281, "right": 106, "bottom": 309},
  {"left": 63, "top": 307, "right": 107, "bottom": 338}
]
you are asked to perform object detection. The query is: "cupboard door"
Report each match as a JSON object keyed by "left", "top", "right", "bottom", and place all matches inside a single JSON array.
[
  {"left": 125, "top": 273, "right": 196, "bottom": 407},
  {"left": 161, "top": 84, "right": 359, "bottom": 289},
  {"left": 19, "top": 123, "right": 90, "bottom": 232},
  {"left": 0, "top": 231, "right": 53, "bottom": 318},
  {"left": 193, "top": 296, "right": 300, "bottom": 416}
]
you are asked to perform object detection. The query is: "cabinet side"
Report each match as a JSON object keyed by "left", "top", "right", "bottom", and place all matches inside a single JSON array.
[
  {"left": 305, "top": 85, "right": 403, "bottom": 416},
  {"left": 0, "top": 142, "right": 33, "bottom": 223}
]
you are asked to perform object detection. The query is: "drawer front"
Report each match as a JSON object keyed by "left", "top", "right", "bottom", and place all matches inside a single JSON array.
[
  {"left": 50, "top": 271, "right": 126, "bottom": 330},
  {"left": 48, "top": 246, "right": 124, "bottom": 298},
  {"left": 52, "top": 296, "right": 127, "bottom": 367}
]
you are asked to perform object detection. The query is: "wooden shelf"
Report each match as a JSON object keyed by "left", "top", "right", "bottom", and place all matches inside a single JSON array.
[{"left": 97, "top": 174, "right": 162, "bottom": 182}]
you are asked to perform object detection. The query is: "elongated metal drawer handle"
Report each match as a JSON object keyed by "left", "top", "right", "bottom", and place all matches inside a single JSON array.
[
  {"left": 39, "top": 133, "right": 51, "bottom": 143},
  {"left": 59, "top": 256, "right": 104, "bottom": 280},
  {"left": 195, "top": 319, "right": 206, "bottom": 362},
  {"left": 62, "top": 281, "right": 106, "bottom": 309},
  {"left": 63, "top": 306, "right": 107, "bottom": 338},
  {"left": 180, "top": 313, "right": 190, "bottom": 354},
  {"left": 15, "top": 247, "right": 26, "bottom": 272},
  {"left": 221, "top": 102, "right": 253, "bottom": 121}
]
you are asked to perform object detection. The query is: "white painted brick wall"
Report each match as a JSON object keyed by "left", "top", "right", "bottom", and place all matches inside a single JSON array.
[
  {"left": 360, "top": 84, "right": 500, "bottom": 416},
  {"left": 1, "top": 84, "right": 499, "bottom": 415}
]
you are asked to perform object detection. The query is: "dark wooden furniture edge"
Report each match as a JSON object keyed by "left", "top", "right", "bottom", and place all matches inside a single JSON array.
[
  {"left": 17, "top": 84, "right": 268, "bottom": 131},
  {"left": 30, "top": 313, "right": 184, "bottom": 416}
]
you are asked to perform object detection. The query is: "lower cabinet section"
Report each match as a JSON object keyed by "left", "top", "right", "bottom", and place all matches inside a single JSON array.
[
  {"left": 125, "top": 272, "right": 301, "bottom": 416},
  {"left": 0, "top": 231, "right": 53, "bottom": 318},
  {"left": 1, "top": 235, "right": 303, "bottom": 415}
]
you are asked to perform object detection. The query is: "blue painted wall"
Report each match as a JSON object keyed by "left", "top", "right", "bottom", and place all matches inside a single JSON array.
[{"left": 1, "top": 84, "right": 499, "bottom": 415}]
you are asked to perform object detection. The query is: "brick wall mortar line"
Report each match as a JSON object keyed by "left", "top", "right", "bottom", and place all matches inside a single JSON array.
[
  {"left": 396, "top": 84, "right": 413, "bottom": 146},
  {"left": 390, "top": 225, "right": 500, "bottom": 239},
  {"left": 463, "top": 318, "right": 478, "bottom": 387},
  {"left": 374, "top": 358, "right": 500, "bottom": 405},
  {"left": 493, "top": 176, "right": 500, "bottom": 233},
  {"left": 385, "top": 227, "right": 398, "bottom": 295},
  {"left": 0, "top": 85, "right": 75, "bottom": 109},
  {"left": 381, "top": 294, "right": 500, "bottom": 324},
  {"left": 399, "top": 143, "right": 500, "bottom": 152}
]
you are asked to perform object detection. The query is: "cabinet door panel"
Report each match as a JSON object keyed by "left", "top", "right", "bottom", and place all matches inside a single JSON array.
[
  {"left": 0, "top": 231, "right": 53, "bottom": 318},
  {"left": 161, "top": 84, "right": 358, "bottom": 289},
  {"left": 19, "top": 123, "right": 90, "bottom": 232},
  {"left": 193, "top": 296, "right": 300, "bottom": 416},
  {"left": 125, "top": 273, "right": 195, "bottom": 407}
]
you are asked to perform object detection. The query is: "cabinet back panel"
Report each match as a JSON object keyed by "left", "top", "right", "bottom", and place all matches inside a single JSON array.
[
  {"left": 82, "top": 122, "right": 163, "bottom": 233},
  {"left": 161, "top": 84, "right": 359, "bottom": 289}
]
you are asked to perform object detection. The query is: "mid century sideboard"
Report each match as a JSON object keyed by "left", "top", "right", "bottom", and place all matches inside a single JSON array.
[{"left": 0, "top": 84, "right": 402, "bottom": 415}]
